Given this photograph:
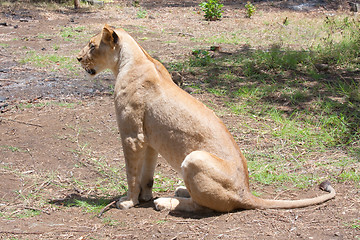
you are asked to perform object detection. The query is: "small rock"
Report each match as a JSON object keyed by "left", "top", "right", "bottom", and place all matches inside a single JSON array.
[
  {"left": 184, "top": 87, "right": 195, "bottom": 94},
  {"left": 171, "top": 72, "right": 183, "bottom": 86},
  {"left": 210, "top": 45, "right": 221, "bottom": 52},
  {"left": 349, "top": 2, "right": 360, "bottom": 12},
  {"left": 0, "top": 103, "right": 9, "bottom": 110},
  {"left": 86, "top": 0, "right": 104, "bottom": 6},
  {"left": 0, "top": 96, "right": 7, "bottom": 102},
  {"left": 315, "top": 63, "right": 329, "bottom": 72}
]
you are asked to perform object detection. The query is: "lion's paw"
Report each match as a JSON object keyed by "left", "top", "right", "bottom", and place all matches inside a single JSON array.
[
  {"left": 116, "top": 197, "right": 138, "bottom": 210},
  {"left": 154, "top": 197, "right": 180, "bottom": 211}
]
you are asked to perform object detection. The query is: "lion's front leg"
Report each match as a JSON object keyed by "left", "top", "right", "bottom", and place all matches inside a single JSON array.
[
  {"left": 139, "top": 147, "right": 158, "bottom": 202},
  {"left": 116, "top": 135, "right": 147, "bottom": 210}
]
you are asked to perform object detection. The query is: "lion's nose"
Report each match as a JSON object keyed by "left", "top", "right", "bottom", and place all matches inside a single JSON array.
[{"left": 77, "top": 57, "right": 82, "bottom": 62}]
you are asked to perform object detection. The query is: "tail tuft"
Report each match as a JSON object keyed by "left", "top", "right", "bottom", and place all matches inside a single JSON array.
[{"left": 319, "top": 180, "right": 332, "bottom": 193}]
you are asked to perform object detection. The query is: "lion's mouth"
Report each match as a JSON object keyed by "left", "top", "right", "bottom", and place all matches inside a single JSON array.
[{"left": 86, "top": 68, "right": 96, "bottom": 75}]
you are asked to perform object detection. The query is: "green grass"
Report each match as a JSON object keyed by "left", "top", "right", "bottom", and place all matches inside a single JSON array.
[
  {"left": 15, "top": 209, "right": 41, "bottom": 218},
  {"left": 3, "top": 208, "right": 42, "bottom": 220},
  {"left": 20, "top": 51, "right": 77, "bottom": 73},
  {"left": 155, "top": 219, "right": 168, "bottom": 224},
  {"left": 36, "top": 33, "right": 53, "bottom": 39},
  {"left": 64, "top": 127, "right": 128, "bottom": 196},
  {"left": 246, "top": 150, "right": 317, "bottom": 189},
  {"left": 16, "top": 101, "right": 81, "bottom": 110},
  {"left": 60, "top": 197, "right": 113, "bottom": 213},
  {"left": 136, "top": 8, "right": 147, "bottom": 19},
  {"left": 348, "top": 219, "right": 360, "bottom": 229},
  {"left": 102, "top": 216, "right": 120, "bottom": 226},
  {"left": 1, "top": 145, "right": 25, "bottom": 153},
  {"left": 163, "top": 40, "right": 177, "bottom": 44},
  {"left": 153, "top": 172, "right": 182, "bottom": 193},
  {"left": 208, "top": 87, "right": 227, "bottom": 96},
  {"left": 168, "top": 15, "right": 360, "bottom": 189},
  {"left": 60, "top": 26, "right": 86, "bottom": 41},
  {"left": 56, "top": 125, "right": 182, "bottom": 212}
]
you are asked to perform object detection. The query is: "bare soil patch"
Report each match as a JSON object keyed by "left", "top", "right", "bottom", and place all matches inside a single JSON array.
[{"left": 0, "top": 1, "right": 359, "bottom": 239}]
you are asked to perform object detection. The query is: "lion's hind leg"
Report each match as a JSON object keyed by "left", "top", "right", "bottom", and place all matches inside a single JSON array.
[
  {"left": 154, "top": 196, "right": 208, "bottom": 212},
  {"left": 179, "top": 150, "right": 244, "bottom": 212},
  {"left": 175, "top": 186, "right": 191, "bottom": 198},
  {"left": 155, "top": 150, "right": 244, "bottom": 212}
]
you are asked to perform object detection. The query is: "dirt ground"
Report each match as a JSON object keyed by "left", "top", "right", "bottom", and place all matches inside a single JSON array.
[{"left": 0, "top": 0, "right": 359, "bottom": 239}]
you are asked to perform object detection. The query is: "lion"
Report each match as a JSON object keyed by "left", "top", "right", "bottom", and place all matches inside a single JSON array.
[{"left": 77, "top": 24, "right": 335, "bottom": 212}]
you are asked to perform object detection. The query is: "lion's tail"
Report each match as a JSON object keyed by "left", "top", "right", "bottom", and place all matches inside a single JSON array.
[{"left": 246, "top": 180, "right": 335, "bottom": 209}]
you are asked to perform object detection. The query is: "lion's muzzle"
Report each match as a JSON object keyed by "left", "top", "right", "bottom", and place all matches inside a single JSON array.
[{"left": 86, "top": 68, "right": 96, "bottom": 75}]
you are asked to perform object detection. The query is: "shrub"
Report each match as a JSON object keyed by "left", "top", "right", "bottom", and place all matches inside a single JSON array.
[
  {"left": 199, "top": 0, "right": 224, "bottom": 21},
  {"left": 245, "top": 1, "right": 256, "bottom": 18}
]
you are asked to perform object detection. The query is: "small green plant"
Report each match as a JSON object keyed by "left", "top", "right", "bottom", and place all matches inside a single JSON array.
[
  {"left": 199, "top": 0, "right": 224, "bottom": 21},
  {"left": 245, "top": 1, "right": 256, "bottom": 18},
  {"left": 1, "top": 145, "right": 23, "bottom": 152},
  {"left": 136, "top": 8, "right": 147, "bottom": 19},
  {"left": 345, "top": 219, "right": 360, "bottom": 229},
  {"left": 351, "top": 219, "right": 360, "bottom": 229},
  {"left": 190, "top": 49, "right": 213, "bottom": 66},
  {"left": 208, "top": 87, "right": 227, "bottom": 96},
  {"left": 102, "top": 216, "right": 119, "bottom": 226},
  {"left": 16, "top": 209, "right": 41, "bottom": 218},
  {"left": 156, "top": 219, "right": 168, "bottom": 224}
]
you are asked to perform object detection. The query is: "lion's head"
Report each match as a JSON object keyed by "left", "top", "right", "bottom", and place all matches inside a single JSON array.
[{"left": 77, "top": 24, "right": 120, "bottom": 76}]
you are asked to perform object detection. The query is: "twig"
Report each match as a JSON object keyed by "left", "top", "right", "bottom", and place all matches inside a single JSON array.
[
  {"left": 225, "top": 226, "right": 242, "bottom": 233},
  {"left": 24, "top": 206, "right": 50, "bottom": 215},
  {"left": 0, "top": 117, "right": 43, "bottom": 128},
  {"left": 0, "top": 229, "right": 89, "bottom": 235},
  {"left": 177, "top": 32, "right": 194, "bottom": 37},
  {"left": 0, "top": 231, "right": 44, "bottom": 235},
  {"left": 274, "top": 189, "right": 290, "bottom": 200},
  {"left": 34, "top": 179, "right": 52, "bottom": 193},
  {"left": 9, "top": 209, "right": 22, "bottom": 216},
  {"left": 98, "top": 200, "right": 116, "bottom": 218},
  {"left": 169, "top": 32, "right": 194, "bottom": 37},
  {"left": 0, "top": 79, "right": 20, "bottom": 82}
]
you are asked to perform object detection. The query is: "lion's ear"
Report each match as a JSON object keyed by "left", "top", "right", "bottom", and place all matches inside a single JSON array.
[{"left": 102, "top": 24, "right": 119, "bottom": 48}]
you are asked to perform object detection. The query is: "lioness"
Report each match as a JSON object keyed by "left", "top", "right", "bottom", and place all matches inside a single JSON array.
[{"left": 77, "top": 25, "right": 335, "bottom": 212}]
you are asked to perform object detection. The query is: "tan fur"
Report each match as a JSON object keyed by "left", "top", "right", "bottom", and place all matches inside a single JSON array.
[{"left": 77, "top": 25, "right": 336, "bottom": 212}]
